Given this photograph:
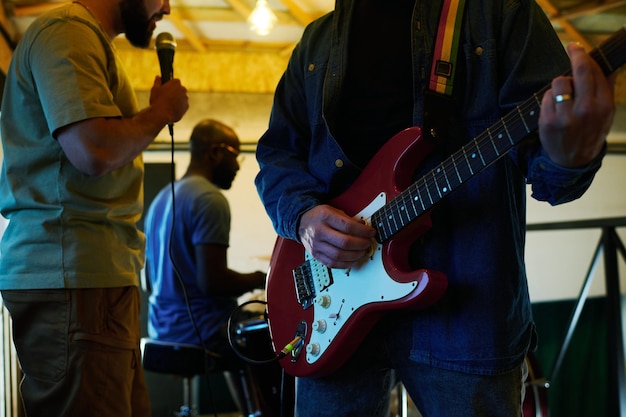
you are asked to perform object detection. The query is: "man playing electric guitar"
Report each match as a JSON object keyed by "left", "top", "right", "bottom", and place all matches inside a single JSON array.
[{"left": 255, "top": 0, "right": 618, "bottom": 416}]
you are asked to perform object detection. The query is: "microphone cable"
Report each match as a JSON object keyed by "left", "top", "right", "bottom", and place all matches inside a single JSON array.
[
  {"left": 226, "top": 300, "right": 303, "bottom": 365},
  {"left": 225, "top": 300, "right": 277, "bottom": 365},
  {"left": 165, "top": 125, "right": 221, "bottom": 417},
  {"left": 226, "top": 300, "right": 299, "bottom": 417},
  {"left": 154, "top": 31, "right": 221, "bottom": 417}
]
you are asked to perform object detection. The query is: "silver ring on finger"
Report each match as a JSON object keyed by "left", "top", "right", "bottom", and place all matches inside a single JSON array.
[{"left": 554, "top": 93, "right": 573, "bottom": 104}]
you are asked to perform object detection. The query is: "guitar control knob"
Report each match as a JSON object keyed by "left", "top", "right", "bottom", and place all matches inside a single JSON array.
[
  {"left": 315, "top": 295, "right": 331, "bottom": 308},
  {"left": 312, "top": 319, "right": 327, "bottom": 333},
  {"left": 306, "top": 342, "right": 321, "bottom": 356}
]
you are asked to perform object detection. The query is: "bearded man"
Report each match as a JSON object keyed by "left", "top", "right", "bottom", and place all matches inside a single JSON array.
[{"left": 0, "top": 1, "right": 189, "bottom": 415}]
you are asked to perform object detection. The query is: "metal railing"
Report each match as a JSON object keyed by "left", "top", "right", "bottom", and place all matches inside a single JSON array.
[{"left": 527, "top": 216, "right": 626, "bottom": 417}]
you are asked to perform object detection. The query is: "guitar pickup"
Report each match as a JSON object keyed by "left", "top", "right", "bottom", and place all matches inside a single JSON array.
[{"left": 293, "top": 258, "right": 333, "bottom": 309}]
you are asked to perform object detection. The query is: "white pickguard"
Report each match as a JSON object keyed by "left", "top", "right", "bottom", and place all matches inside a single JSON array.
[{"left": 304, "top": 192, "right": 421, "bottom": 364}]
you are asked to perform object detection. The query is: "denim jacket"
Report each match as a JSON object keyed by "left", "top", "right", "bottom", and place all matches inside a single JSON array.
[{"left": 255, "top": 0, "right": 604, "bottom": 374}]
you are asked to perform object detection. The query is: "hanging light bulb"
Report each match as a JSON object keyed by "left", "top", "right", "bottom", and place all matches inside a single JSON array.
[{"left": 248, "top": 0, "right": 277, "bottom": 36}]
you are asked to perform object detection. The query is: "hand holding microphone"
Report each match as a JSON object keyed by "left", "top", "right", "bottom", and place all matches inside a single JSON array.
[{"left": 153, "top": 32, "right": 188, "bottom": 136}]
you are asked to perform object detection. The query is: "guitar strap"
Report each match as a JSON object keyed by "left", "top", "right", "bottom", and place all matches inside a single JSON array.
[
  {"left": 423, "top": 0, "right": 466, "bottom": 142},
  {"left": 429, "top": 0, "right": 466, "bottom": 95}
]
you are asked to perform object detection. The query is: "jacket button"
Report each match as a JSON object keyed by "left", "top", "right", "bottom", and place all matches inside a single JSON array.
[
  {"left": 335, "top": 159, "right": 344, "bottom": 168},
  {"left": 308, "top": 63, "right": 315, "bottom": 72},
  {"left": 474, "top": 46, "right": 484, "bottom": 56}
]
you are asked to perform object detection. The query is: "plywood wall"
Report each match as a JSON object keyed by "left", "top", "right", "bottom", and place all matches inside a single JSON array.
[{"left": 118, "top": 48, "right": 290, "bottom": 94}]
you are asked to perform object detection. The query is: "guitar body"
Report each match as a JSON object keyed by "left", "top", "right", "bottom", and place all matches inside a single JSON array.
[{"left": 265, "top": 127, "right": 449, "bottom": 378}]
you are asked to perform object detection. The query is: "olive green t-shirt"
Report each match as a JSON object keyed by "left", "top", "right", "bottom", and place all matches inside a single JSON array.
[{"left": 0, "top": 3, "right": 144, "bottom": 289}]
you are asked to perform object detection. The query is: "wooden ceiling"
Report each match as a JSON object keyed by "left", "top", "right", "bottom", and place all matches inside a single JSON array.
[{"left": 0, "top": 0, "right": 624, "bottom": 98}]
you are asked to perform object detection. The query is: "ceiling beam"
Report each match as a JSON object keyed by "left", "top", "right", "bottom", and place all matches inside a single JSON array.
[
  {"left": 557, "top": 18, "right": 593, "bottom": 50},
  {"left": 223, "top": 0, "right": 252, "bottom": 20},
  {"left": 166, "top": 10, "right": 206, "bottom": 53},
  {"left": 536, "top": 0, "right": 626, "bottom": 50},
  {"left": 278, "top": 0, "right": 321, "bottom": 26},
  {"left": 553, "top": 0, "right": 626, "bottom": 21},
  {"left": 536, "top": 0, "right": 559, "bottom": 18}
]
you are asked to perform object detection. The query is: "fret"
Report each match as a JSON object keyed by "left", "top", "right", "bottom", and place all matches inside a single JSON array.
[
  {"left": 382, "top": 211, "right": 395, "bottom": 240},
  {"left": 461, "top": 147, "right": 475, "bottom": 176},
  {"left": 477, "top": 132, "right": 499, "bottom": 165},
  {"left": 493, "top": 123, "right": 513, "bottom": 155},
  {"left": 375, "top": 186, "right": 421, "bottom": 241},
  {"left": 431, "top": 169, "right": 443, "bottom": 198},
  {"left": 592, "top": 29, "right": 626, "bottom": 76},
  {"left": 441, "top": 160, "right": 461, "bottom": 191},
  {"left": 384, "top": 202, "right": 400, "bottom": 233},
  {"left": 394, "top": 194, "right": 413, "bottom": 225},
  {"left": 465, "top": 139, "right": 486, "bottom": 173},
  {"left": 388, "top": 205, "right": 400, "bottom": 234},
  {"left": 486, "top": 128, "right": 501, "bottom": 157},
  {"left": 439, "top": 163, "right": 456, "bottom": 193},
  {"left": 383, "top": 187, "right": 425, "bottom": 240},
  {"left": 523, "top": 97, "right": 541, "bottom": 132},
  {"left": 516, "top": 106, "right": 530, "bottom": 133},
  {"left": 392, "top": 210, "right": 407, "bottom": 232},
  {"left": 448, "top": 153, "right": 469, "bottom": 188},
  {"left": 372, "top": 209, "right": 391, "bottom": 241},
  {"left": 405, "top": 183, "right": 431, "bottom": 220},
  {"left": 414, "top": 186, "right": 426, "bottom": 212},
  {"left": 405, "top": 187, "right": 422, "bottom": 219},
  {"left": 422, "top": 175, "right": 434, "bottom": 206},
  {"left": 450, "top": 155, "right": 463, "bottom": 184},
  {"left": 502, "top": 119, "right": 513, "bottom": 145}
]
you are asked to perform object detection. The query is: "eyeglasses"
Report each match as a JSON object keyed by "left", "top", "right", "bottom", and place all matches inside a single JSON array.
[{"left": 218, "top": 143, "right": 245, "bottom": 163}]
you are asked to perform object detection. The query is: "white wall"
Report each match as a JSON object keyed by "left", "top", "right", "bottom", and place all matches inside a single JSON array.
[{"left": 525, "top": 153, "right": 626, "bottom": 302}]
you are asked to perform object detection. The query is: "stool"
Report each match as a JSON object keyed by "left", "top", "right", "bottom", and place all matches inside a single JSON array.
[{"left": 140, "top": 338, "right": 261, "bottom": 417}]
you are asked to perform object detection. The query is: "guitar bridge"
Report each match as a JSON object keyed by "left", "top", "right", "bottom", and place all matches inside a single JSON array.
[{"left": 292, "top": 258, "right": 333, "bottom": 309}]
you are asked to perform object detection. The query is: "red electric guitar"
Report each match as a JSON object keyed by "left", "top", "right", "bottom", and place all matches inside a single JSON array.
[{"left": 265, "top": 28, "right": 626, "bottom": 378}]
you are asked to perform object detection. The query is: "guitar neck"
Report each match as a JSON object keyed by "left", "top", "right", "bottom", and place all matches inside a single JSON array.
[{"left": 373, "top": 27, "right": 626, "bottom": 243}]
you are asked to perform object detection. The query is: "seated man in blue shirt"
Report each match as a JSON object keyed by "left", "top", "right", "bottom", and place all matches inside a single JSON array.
[{"left": 145, "top": 119, "right": 284, "bottom": 414}]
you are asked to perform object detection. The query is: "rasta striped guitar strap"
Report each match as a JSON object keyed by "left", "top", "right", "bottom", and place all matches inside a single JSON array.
[
  {"left": 423, "top": 0, "right": 467, "bottom": 142},
  {"left": 429, "top": 0, "right": 467, "bottom": 96}
]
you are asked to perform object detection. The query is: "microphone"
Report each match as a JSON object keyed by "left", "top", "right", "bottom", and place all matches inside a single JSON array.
[
  {"left": 156, "top": 32, "right": 176, "bottom": 82},
  {"left": 155, "top": 32, "right": 176, "bottom": 135}
]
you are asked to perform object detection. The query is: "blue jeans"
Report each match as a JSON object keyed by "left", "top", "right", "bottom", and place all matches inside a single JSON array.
[{"left": 295, "top": 317, "right": 528, "bottom": 417}]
